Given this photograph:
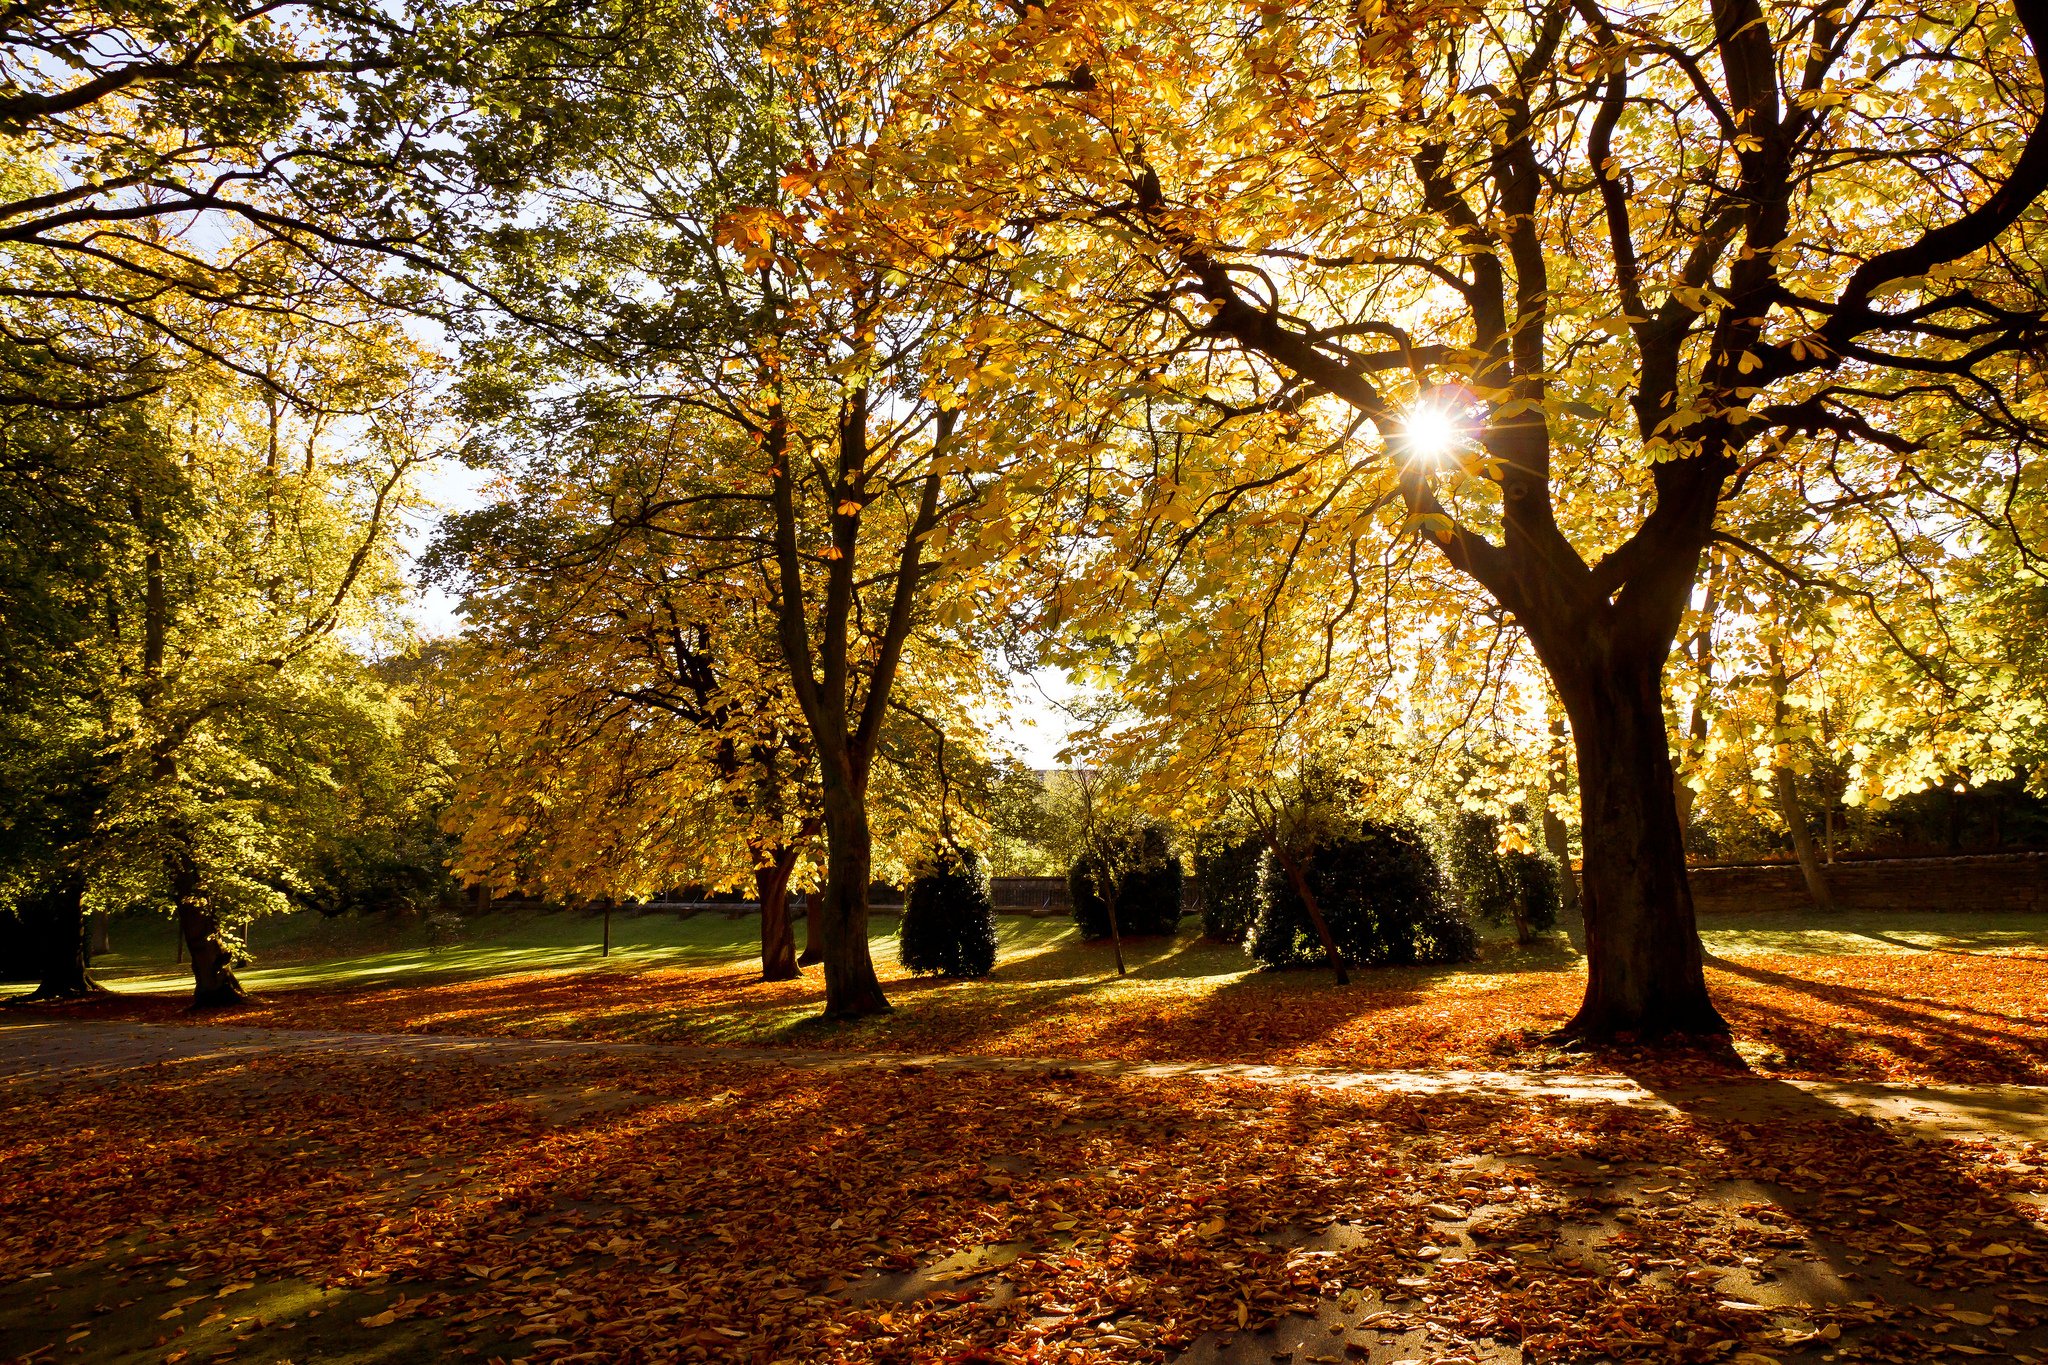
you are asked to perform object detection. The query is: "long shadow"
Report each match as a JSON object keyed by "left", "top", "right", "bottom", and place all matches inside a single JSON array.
[
  {"left": 1617, "top": 1059, "right": 2041, "bottom": 1354},
  {"left": 1707, "top": 950, "right": 2039, "bottom": 1035}
]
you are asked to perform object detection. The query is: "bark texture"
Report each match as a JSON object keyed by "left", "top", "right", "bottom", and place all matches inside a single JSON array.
[
  {"left": 754, "top": 847, "right": 800, "bottom": 981},
  {"left": 813, "top": 781, "right": 888, "bottom": 1017},
  {"left": 173, "top": 852, "right": 249, "bottom": 1008},
  {"left": 1548, "top": 648, "right": 1725, "bottom": 1039}
]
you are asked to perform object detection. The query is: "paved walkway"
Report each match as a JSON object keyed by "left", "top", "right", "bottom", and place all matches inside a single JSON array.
[{"left": 5, "top": 1016, "right": 2046, "bottom": 1144}]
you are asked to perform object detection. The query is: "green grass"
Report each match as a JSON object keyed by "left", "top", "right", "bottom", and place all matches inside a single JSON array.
[{"left": 78, "top": 903, "right": 2048, "bottom": 1001}]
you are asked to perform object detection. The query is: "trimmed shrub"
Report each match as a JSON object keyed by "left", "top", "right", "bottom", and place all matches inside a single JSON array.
[
  {"left": 1198, "top": 837, "right": 1264, "bottom": 943},
  {"left": 1445, "top": 812, "right": 1562, "bottom": 944},
  {"left": 899, "top": 848, "right": 998, "bottom": 978},
  {"left": 1249, "top": 820, "right": 1477, "bottom": 969},
  {"left": 1070, "top": 825, "right": 1184, "bottom": 939}
]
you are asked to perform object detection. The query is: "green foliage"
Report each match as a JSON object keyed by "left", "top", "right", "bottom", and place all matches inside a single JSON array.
[
  {"left": 1444, "top": 813, "right": 1561, "bottom": 944},
  {"left": 1250, "top": 822, "right": 1476, "bottom": 970},
  {"left": 1198, "top": 837, "right": 1264, "bottom": 944},
  {"left": 899, "top": 848, "right": 997, "bottom": 978},
  {"left": 1070, "top": 825, "right": 1184, "bottom": 938}
]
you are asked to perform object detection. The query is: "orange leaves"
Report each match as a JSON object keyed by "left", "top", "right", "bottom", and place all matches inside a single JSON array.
[{"left": 7, "top": 1014, "right": 2048, "bottom": 1362}]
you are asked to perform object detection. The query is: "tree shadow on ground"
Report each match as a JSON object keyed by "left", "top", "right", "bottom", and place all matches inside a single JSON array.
[
  {"left": 1615, "top": 1059, "right": 2048, "bottom": 1359},
  {"left": 1705, "top": 951, "right": 2048, "bottom": 1083}
]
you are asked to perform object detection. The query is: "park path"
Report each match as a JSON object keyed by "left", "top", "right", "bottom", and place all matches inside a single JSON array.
[{"left": 4, "top": 1015, "right": 2046, "bottom": 1145}]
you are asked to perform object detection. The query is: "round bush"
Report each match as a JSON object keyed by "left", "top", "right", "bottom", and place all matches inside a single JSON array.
[
  {"left": 899, "top": 847, "right": 997, "bottom": 978},
  {"left": 1249, "top": 820, "right": 1476, "bottom": 970},
  {"left": 1069, "top": 825, "right": 1184, "bottom": 939},
  {"left": 1198, "top": 837, "right": 1263, "bottom": 944}
]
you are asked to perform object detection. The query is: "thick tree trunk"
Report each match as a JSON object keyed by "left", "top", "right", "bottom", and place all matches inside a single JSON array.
[
  {"left": 1270, "top": 841, "right": 1349, "bottom": 984},
  {"left": 754, "top": 847, "right": 800, "bottom": 982},
  {"left": 813, "top": 781, "right": 889, "bottom": 1018},
  {"left": 12, "top": 876, "right": 99, "bottom": 1002},
  {"left": 1772, "top": 766, "right": 1839, "bottom": 913},
  {"left": 1551, "top": 655, "right": 1725, "bottom": 1040},
  {"left": 173, "top": 853, "right": 249, "bottom": 1009}
]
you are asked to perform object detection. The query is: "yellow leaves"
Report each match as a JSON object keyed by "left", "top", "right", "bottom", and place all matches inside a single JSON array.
[
  {"left": 1668, "top": 283, "right": 1729, "bottom": 314},
  {"left": 836, "top": 500, "right": 863, "bottom": 516}
]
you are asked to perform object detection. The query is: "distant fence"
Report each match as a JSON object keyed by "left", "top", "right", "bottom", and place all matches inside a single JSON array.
[
  {"left": 1688, "top": 851, "right": 2048, "bottom": 915},
  {"left": 991, "top": 876, "right": 1070, "bottom": 912}
]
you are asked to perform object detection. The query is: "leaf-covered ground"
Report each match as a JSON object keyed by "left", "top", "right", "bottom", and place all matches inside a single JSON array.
[
  {"left": 2, "top": 1021, "right": 2046, "bottom": 1365},
  {"left": 63, "top": 926, "right": 2048, "bottom": 1084}
]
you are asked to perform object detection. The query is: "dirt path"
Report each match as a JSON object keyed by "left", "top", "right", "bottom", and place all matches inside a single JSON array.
[{"left": 7, "top": 1015, "right": 2046, "bottom": 1145}]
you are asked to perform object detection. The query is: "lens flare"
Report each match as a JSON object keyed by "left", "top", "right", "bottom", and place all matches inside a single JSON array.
[{"left": 1402, "top": 403, "right": 1462, "bottom": 462}]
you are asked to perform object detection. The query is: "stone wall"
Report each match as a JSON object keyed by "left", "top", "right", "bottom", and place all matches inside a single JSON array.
[{"left": 1687, "top": 852, "right": 2048, "bottom": 915}]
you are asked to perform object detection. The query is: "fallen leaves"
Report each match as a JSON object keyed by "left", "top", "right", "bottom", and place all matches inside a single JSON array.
[{"left": 2, "top": 1029, "right": 2046, "bottom": 1363}]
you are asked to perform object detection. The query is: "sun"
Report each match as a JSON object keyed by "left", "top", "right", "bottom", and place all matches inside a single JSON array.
[{"left": 1401, "top": 402, "right": 1463, "bottom": 462}]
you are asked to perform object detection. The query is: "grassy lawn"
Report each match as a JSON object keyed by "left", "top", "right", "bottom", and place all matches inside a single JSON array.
[
  {"left": 41, "top": 906, "right": 2048, "bottom": 1086},
  {"left": 87, "top": 903, "right": 2048, "bottom": 993}
]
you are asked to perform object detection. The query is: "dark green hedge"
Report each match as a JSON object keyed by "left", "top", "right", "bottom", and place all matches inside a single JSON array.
[
  {"left": 1249, "top": 821, "right": 1476, "bottom": 969},
  {"left": 899, "top": 848, "right": 998, "bottom": 978},
  {"left": 1198, "top": 837, "right": 1264, "bottom": 944}
]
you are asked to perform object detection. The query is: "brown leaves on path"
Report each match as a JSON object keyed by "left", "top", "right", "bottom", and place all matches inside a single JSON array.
[{"left": 2, "top": 1031, "right": 2047, "bottom": 1364}]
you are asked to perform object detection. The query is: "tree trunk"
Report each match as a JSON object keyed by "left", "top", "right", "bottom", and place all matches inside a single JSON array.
[
  {"left": 1772, "top": 766, "right": 1839, "bottom": 913},
  {"left": 797, "top": 891, "right": 822, "bottom": 967},
  {"left": 89, "top": 911, "right": 111, "bottom": 958},
  {"left": 13, "top": 876, "right": 99, "bottom": 1002},
  {"left": 1544, "top": 716, "right": 1582, "bottom": 919},
  {"left": 1103, "top": 887, "right": 1127, "bottom": 976},
  {"left": 1551, "top": 654, "right": 1725, "bottom": 1040},
  {"left": 754, "top": 847, "right": 800, "bottom": 982},
  {"left": 1269, "top": 841, "right": 1349, "bottom": 984},
  {"left": 813, "top": 779, "right": 889, "bottom": 1018},
  {"left": 173, "top": 852, "right": 249, "bottom": 1009}
]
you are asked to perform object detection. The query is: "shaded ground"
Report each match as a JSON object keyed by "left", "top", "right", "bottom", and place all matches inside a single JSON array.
[
  {"left": 39, "top": 907, "right": 2048, "bottom": 1084},
  {"left": 1, "top": 1019, "right": 2045, "bottom": 1365}
]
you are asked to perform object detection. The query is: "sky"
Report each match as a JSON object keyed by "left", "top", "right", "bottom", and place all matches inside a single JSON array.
[{"left": 397, "top": 455, "right": 1086, "bottom": 769}]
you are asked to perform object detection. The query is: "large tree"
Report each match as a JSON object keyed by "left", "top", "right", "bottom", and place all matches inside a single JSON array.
[
  {"left": 444, "top": 0, "right": 1074, "bottom": 1017},
  {"left": 917, "top": 0, "right": 2048, "bottom": 1036}
]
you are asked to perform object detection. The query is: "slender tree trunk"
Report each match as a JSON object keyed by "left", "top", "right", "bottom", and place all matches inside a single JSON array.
[
  {"left": 814, "top": 778, "right": 889, "bottom": 1018},
  {"left": 1672, "top": 556, "right": 1721, "bottom": 843},
  {"left": 1269, "top": 841, "right": 1349, "bottom": 985},
  {"left": 1103, "top": 886, "right": 1127, "bottom": 976},
  {"left": 1769, "top": 659, "right": 1837, "bottom": 912},
  {"left": 754, "top": 847, "right": 800, "bottom": 982},
  {"left": 13, "top": 876, "right": 99, "bottom": 1002},
  {"left": 1550, "top": 652, "right": 1725, "bottom": 1039},
  {"left": 602, "top": 902, "right": 611, "bottom": 958},
  {"left": 173, "top": 849, "right": 248, "bottom": 1008},
  {"left": 1544, "top": 716, "right": 1582, "bottom": 919},
  {"left": 1772, "top": 766, "right": 1838, "bottom": 912},
  {"left": 89, "top": 911, "right": 110, "bottom": 958}
]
